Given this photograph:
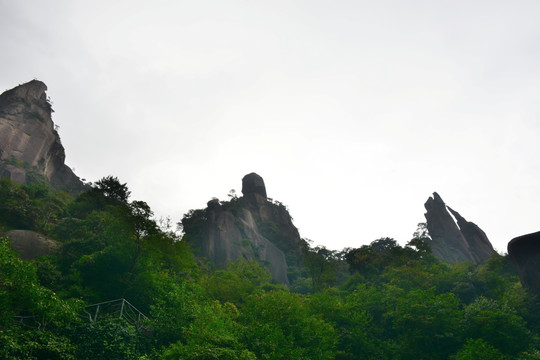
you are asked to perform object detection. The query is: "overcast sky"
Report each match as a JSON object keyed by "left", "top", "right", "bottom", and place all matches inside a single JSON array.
[{"left": 1, "top": 0, "right": 540, "bottom": 253}]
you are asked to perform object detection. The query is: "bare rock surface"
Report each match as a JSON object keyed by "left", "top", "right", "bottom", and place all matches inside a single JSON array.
[
  {"left": 424, "top": 192, "right": 494, "bottom": 263},
  {"left": 0, "top": 80, "right": 84, "bottom": 192},
  {"left": 3, "top": 229, "right": 59, "bottom": 260},
  {"left": 184, "top": 173, "right": 304, "bottom": 285},
  {"left": 242, "top": 172, "right": 268, "bottom": 202}
]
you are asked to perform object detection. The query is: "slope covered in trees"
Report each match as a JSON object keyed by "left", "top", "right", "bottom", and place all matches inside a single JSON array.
[{"left": 0, "top": 175, "right": 539, "bottom": 359}]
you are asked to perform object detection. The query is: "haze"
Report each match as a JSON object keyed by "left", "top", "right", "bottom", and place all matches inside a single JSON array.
[{"left": 1, "top": 0, "right": 540, "bottom": 253}]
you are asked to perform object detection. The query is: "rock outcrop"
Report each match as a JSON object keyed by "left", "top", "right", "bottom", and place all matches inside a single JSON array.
[
  {"left": 3, "top": 230, "right": 59, "bottom": 260},
  {"left": 424, "top": 192, "right": 494, "bottom": 263},
  {"left": 0, "top": 80, "right": 84, "bottom": 192},
  {"left": 508, "top": 231, "right": 540, "bottom": 295},
  {"left": 182, "top": 173, "right": 305, "bottom": 285}
]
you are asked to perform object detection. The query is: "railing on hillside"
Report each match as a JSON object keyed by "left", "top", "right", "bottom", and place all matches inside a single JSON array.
[
  {"left": 81, "top": 298, "right": 150, "bottom": 331},
  {"left": 14, "top": 315, "right": 43, "bottom": 329},
  {"left": 15, "top": 297, "right": 150, "bottom": 332}
]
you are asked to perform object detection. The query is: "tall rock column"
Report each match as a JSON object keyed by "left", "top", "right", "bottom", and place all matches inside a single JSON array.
[
  {"left": 424, "top": 192, "right": 494, "bottom": 263},
  {"left": 182, "top": 173, "right": 305, "bottom": 285},
  {"left": 0, "top": 80, "right": 83, "bottom": 191}
]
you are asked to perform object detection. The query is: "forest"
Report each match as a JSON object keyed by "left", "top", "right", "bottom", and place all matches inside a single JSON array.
[{"left": 0, "top": 173, "right": 539, "bottom": 360}]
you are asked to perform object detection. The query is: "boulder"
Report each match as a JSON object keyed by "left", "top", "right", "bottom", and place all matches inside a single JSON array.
[
  {"left": 242, "top": 172, "right": 267, "bottom": 201},
  {"left": 3, "top": 229, "right": 59, "bottom": 260},
  {"left": 508, "top": 231, "right": 540, "bottom": 295}
]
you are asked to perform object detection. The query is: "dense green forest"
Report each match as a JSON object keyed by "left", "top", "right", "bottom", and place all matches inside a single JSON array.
[{"left": 0, "top": 174, "right": 539, "bottom": 359}]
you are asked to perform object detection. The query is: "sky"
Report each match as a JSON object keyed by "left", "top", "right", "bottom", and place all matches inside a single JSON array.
[{"left": 1, "top": 0, "right": 540, "bottom": 253}]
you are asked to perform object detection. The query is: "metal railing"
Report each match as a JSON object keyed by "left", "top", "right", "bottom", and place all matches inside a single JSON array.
[
  {"left": 15, "top": 298, "right": 150, "bottom": 332},
  {"left": 81, "top": 298, "right": 150, "bottom": 330}
]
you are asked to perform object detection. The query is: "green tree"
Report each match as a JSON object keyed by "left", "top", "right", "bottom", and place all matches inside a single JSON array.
[
  {"left": 239, "top": 290, "right": 337, "bottom": 360},
  {"left": 0, "top": 237, "right": 81, "bottom": 359},
  {"left": 452, "top": 338, "right": 503, "bottom": 360},
  {"left": 462, "top": 297, "right": 531, "bottom": 355},
  {"left": 303, "top": 245, "right": 339, "bottom": 293},
  {"left": 383, "top": 286, "right": 462, "bottom": 360},
  {"left": 150, "top": 281, "right": 208, "bottom": 347},
  {"left": 161, "top": 301, "right": 255, "bottom": 360},
  {"left": 70, "top": 319, "right": 149, "bottom": 360},
  {"left": 94, "top": 175, "right": 131, "bottom": 203},
  {"left": 310, "top": 287, "right": 386, "bottom": 360},
  {"left": 203, "top": 260, "right": 274, "bottom": 305}
]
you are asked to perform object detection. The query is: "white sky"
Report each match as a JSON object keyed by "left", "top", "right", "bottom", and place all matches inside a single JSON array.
[{"left": 1, "top": 0, "right": 540, "bottom": 253}]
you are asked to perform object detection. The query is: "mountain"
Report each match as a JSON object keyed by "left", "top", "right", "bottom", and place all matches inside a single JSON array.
[
  {"left": 181, "top": 173, "right": 306, "bottom": 285},
  {"left": 424, "top": 192, "right": 495, "bottom": 263},
  {"left": 0, "top": 80, "right": 84, "bottom": 192}
]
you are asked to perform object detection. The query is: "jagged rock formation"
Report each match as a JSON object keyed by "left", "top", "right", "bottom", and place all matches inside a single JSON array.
[
  {"left": 0, "top": 80, "right": 84, "bottom": 192},
  {"left": 182, "top": 173, "right": 305, "bottom": 285},
  {"left": 508, "top": 231, "right": 540, "bottom": 295},
  {"left": 424, "top": 192, "right": 494, "bottom": 263},
  {"left": 2, "top": 230, "right": 59, "bottom": 260}
]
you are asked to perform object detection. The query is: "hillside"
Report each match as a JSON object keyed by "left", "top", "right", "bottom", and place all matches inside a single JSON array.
[{"left": 0, "top": 81, "right": 539, "bottom": 359}]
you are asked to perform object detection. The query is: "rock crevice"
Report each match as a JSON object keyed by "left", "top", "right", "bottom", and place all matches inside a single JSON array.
[{"left": 424, "top": 192, "right": 494, "bottom": 263}]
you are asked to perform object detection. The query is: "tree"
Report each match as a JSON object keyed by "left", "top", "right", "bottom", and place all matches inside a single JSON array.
[
  {"left": 383, "top": 286, "right": 462, "bottom": 360},
  {"left": 203, "top": 260, "right": 273, "bottom": 305},
  {"left": 462, "top": 297, "right": 531, "bottom": 355},
  {"left": 239, "top": 290, "right": 337, "bottom": 360},
  {"left": 303, "top": 246, "right": 338, "bottom": 293},
  {"left": 453, "top": 338, "right": 503, "bottom": 360},
  {"left": 310, "top": 287, "right": 384, "bottom": 360},
  {"left": 94, "top": 176, "right": 131, "bottom": 203},
  {"left": 0, "top": 237, "right": 81, "bottom": 359},
  {"left": 161, "top": 301, "right": 255, "bottom": 360}
]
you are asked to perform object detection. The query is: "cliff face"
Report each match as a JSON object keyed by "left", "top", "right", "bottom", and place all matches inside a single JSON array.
[
  {"left": 0, "top": 80, "right": 84, "bottom": 192},
  {"left": 508, "top": 231, "right": 540, "bottom": 296},
  {"left": 182, "top": 173, "right": 305, "bottom": 285},
  {"left": 424, "top": 192, "right": 494, "bottom": 263}
]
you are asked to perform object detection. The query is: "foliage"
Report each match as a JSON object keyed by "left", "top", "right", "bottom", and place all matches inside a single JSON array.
[
  {"left": 70, "top": 319, "right": 149, "bottom": 360},
  {"left": 202, "top": 260, "right": 274, "bottom": 304},
  {"left": 94, "top": 175, "right": 131, "bottom": 203},
  {"left": 462, "top": 296, "right": 532, "bottom": 355},
  {"left": 0, "top": 177, "right": 70, "bottom": 233},
  {"left": 0, "top": 237, "right": 82, "bottom": 359},
  {"left": 0, "top": 174, "right": 539, "bottom": 359},
  {"left": 303, "top": 245, "right": 340, "bottom": 292},
  {"left": 161, "top": 301, "right": 256, "bottom": 360},
  {"left": 452, "top": 338, "right": 504, "bottom": 360},
  {"left": 239, "top": 290, "right": 337, "bottom": 360}
]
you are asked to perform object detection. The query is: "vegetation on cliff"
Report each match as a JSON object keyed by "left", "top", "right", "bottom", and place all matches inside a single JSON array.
[{"left": 0, "top": 175, "right": 539, "bottom": 359}]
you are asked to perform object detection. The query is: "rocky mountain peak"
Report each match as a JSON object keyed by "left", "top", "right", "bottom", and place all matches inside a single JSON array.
[
  {"left": 183, "top": 173, "right": 304, "bottom": 285},
  {"left": 424, "top": 192, "right": 495, "bottom": 263},
  {"left": 1, "top": 79, "right": 48, "bottom": 103},
  {"left": 0, "top": 80, "right": 84, "bottom": 192}
]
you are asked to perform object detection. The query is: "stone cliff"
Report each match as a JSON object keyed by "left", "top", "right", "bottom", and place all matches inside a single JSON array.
[
  {"left": 424, "top": 192, "right": 494, "bottom": 263},
  {"left": 0, "top": 80, "right": 84, "bottom": 192},
  {"left": 182, "top": 173, "right": 306, "bottom": 285},
  {"left": 508, "top": 231, "right": 540, "bottom": 296}
]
